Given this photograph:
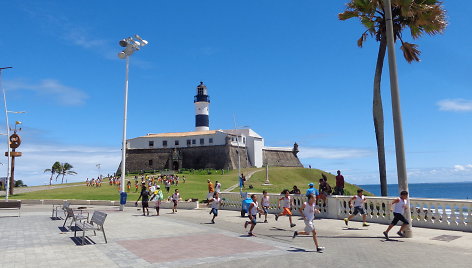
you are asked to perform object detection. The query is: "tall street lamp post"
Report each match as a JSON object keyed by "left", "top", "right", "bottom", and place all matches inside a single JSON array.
[
  {"left": 383, "top": 0, "right": 412, "bottom": 237},
  {"left": 117, "top": 35, "right": 149, "bottom": 211}
]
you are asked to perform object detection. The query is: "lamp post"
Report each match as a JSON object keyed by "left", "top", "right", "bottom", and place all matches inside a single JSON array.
[
  {"left": 383, "top": 0, "right": 412, "bottom": 237},
  {"left": 117, "top": 35, "right": 148, "bottom": 211}
]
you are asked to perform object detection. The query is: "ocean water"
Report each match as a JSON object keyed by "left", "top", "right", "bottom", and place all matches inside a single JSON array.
[{"left": 358, "top": 182, "right": 472, "bottom": 200}]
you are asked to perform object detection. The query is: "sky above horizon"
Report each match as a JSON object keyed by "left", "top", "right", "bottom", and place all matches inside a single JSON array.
[{"left": 1, "top": 0, "right": 471, "bottom": 188}]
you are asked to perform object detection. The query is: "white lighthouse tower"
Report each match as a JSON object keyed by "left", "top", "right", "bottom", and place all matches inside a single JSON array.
[{"left": 194, "top": 82, "right": 210, "bottom": 131}]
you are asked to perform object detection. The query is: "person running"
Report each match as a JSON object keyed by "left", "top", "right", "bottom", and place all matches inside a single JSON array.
[
  {"left": 344, "top": 189, "right": 369, "bottom": 227},
  {"left": 244, "top": 194, "right": 263, "bottom": 236},
  {"left": 208, "top": 192, "right": 223, "bottom": 224},
  {"left": 275, "top": 189, "right": 296, "bottom": 228},
  {"left": 134, "top": 181, "right": 139, "bottom": 192},
  {"left": 127, "top": 180, "right": 131, "bottom": 192},
  {"left": 383, "top": 191, "right": 410, "bottom": 239},
  {"left": 150, "top": 185, "right": 164, "bottom": 216},
  {"left": 259, "top": 190, "right": 270, "bottom": 223},
  {"left": 136, "top": 184, "right": 150, "bottom": 216},
  {"left": 171, "top": 189, "right": 180, "bottom": 213},
  {"left": 292, "top": 194, "right": 325, "bottom": 252}
]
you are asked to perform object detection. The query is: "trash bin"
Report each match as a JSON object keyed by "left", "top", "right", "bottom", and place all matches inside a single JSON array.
[
  {"left": 241, "top": 197, "right": 253, "bottom": 217},
  {"left": 120, "top": 192, "right": 128, "bottom": 205}
]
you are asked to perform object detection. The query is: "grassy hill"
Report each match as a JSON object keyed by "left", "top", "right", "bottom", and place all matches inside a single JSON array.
[
  {"left": 238, "top": 167, "right": 366, "bottom": 196},
  {"left": 10, "top": 167, "right": 368, "bottom": 201}
]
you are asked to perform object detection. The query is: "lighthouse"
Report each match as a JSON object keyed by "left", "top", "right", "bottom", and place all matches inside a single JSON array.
[{"left": 194, "top": 82, "right": 210, "bottom": 131}]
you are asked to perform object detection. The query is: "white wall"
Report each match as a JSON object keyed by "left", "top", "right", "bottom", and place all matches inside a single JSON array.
[{"left": 127, "top": 132, "right": 227, "bottom": 149}]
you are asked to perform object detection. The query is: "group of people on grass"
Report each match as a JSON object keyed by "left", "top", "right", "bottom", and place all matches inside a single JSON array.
[{"left": 85, "top": 177, "right": 103, "bottom": 187}]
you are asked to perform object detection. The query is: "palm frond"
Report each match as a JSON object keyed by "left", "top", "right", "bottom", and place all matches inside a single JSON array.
[{"left": 400, "top": 42, "right": 421, "bottom": 62}]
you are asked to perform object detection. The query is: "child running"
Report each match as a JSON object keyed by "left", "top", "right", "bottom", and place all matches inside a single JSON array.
[
  {"left": 208, "top": 192, "right": 223, "bottom": 224},
  {"left": 383, "top": 191, "right": 410, "bottom": 239},
  {"left": 244, "top": 194, "right": 264, "bottom": 236},
  {"left": 343, "top": 189, "right": 370, "bottom": 227},
  {"left": 259, "top": 190, "right": 270, "bottom": 223},
  {"left": 293, "top": 194, "right": 325, "bottom": 252},
  {"left": 171, "top": 189, "right": 180, "bottom": 213},
  {"left": 150, "top": 185, "right": 164, "bottom": 216},
  {"left": 275, "top": 189, "right": 296, "bottom": 228}
]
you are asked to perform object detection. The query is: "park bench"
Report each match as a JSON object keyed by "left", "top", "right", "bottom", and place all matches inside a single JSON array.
[
  {"left": 52, "top": 201, "right": 70, "bottom": 219},
  {"left": 63, "top": 207, "right": 89, "bottom": 229},
  {"left": 74, "top": 211, "right": 108, "bottom": 246},
  {"left": 0, "top": 200, "right": 21, "bottom": 217}
]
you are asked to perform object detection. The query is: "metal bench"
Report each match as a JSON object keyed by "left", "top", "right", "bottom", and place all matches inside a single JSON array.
[
  {"left": 0, "top": 201, "right": 21, "bottom": 217},
  {"left": 63, "top": 207, "right": 89, "bottom": 229},
  {"left": 74, "top": 211, "right": 108, "bottom": 246},
  {"left": 52, "top": 201, "right": 70, "bottom": 219}
]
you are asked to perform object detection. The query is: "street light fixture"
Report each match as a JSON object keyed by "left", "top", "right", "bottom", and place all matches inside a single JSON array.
[
  {"left": 0, "top": 67, "right": 26, "bottom": 200},
  {"left": 118, "top": 35, "right": 149, "bottom": 211}
]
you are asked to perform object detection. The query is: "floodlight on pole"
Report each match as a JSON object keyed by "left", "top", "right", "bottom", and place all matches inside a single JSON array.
[{"left": 117, "top": 35, "right": 148, "bottom": 211}]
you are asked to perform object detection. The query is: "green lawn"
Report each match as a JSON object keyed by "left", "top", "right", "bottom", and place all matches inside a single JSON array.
[
  {"left": 11, "top": 168, "right": 259, "bottom": 201},
  {"left": 10, "top": 167, "right": 368, "bottom": 201},
  {"left": 235, "top": 167, "right": 369, "bottom": 196}
]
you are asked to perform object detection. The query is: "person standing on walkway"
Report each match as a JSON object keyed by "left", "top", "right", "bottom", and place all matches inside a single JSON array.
[
  {"left": 165, "top": 179, "right": 171, "bottom": 193},
  {"left": 244, "top": 194, "right": 263, "bottom": 236},
  {"left": 383, "top": 191, "right": 410, "bottom": 239},
  {"left": 259, "top": 190, "right": 270, "bottom": 223},
  {"left": 136, "top": 184, "right": 150, "bottom": 216},
  {"left": 207, "top": 179, "right": 215, "bottom": 201},
  {"left": 335, "top": 170, "right": 345, "bottom": 195},
  {"left": 275, "top": 189, "right": 296, "bottom": 228},
  {"left": 171, "top": 189, "right": 180, "bottom": 213},
  {"left": 208, "top": 192, "right": 223, "bottom": 224},
  {"left": 292, "top": 194, "right": 325, "bottom": 252},
  {"left": 150, "top": 185, "right": 164, "bottom": 216},
  {"left": 344, "top": 189, "right": 369, "bottom": 227}
]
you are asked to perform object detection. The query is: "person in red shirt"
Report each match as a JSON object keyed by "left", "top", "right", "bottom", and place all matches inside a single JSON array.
[{"left": 335, "top": 170, "right": 345, "bottom": 195}]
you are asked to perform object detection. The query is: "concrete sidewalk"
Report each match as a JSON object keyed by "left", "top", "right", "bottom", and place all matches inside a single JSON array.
[{"left": 0, "top": 204, "right": 470, "bottom": 268}]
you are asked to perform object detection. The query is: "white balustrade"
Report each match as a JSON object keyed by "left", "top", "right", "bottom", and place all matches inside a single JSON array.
[{"left": 219, "top": 192, "right": 472, "bottom": 232}]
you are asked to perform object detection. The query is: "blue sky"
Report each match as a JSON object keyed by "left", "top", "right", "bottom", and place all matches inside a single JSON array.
[{"left": 1, "top": 0, "right": 471, "bottom": 186}]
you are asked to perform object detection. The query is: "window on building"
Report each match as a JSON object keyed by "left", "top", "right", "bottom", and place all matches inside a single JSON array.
[
  {"left": 163, "top": 140, "right": 168, "bottom": 147},
  {"left": 198, "top": 88, "right": 204, "bottom": 95},
  {"left": 200, "top": 138, "right": 204, "bottom": 145},
  {"left": 209, "top": 138, "right": 213, "bottom": 144},
  {"left": 175, "top": 140, "right": 179, "bottom": 146},
  {"left": 243, "top": 137, "right": 246, "bottom": 144},
  {"left": 187, "top": 139, "right": 191, "bottom": 146},
  {"left": 192, "top": 139, "right": 196, "bottom": 144},
  {"left": 149, "top": 141, "right": 154, "bottom": 147},
  {"left": 148, "top": 159, "right": 153, "bottom": 166}
]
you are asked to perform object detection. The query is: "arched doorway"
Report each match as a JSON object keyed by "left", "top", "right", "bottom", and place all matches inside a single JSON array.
[{"left": 172, "top": 161, "right": 179, "bottom": 171}]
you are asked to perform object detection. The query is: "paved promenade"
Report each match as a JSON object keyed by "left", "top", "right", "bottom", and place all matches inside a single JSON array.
[{"left": 0, "top": 204, "right": 470, "bottom": 268}]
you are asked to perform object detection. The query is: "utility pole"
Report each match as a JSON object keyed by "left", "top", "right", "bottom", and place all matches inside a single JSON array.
[{"left": 384, "top": 0, "right": 412, "bottom": 237}]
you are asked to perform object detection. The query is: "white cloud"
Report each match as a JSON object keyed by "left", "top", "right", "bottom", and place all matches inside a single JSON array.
[
  {"left": 5, "top": 79, "right": 88, "bottom": 106},
  {"left": 3, "top": 143, "right": 120, "bottom": 186},
  {"left": 454, "top": 164, "right": 472, "bottom": 172},
  {"left": 437, "top": 99, "right": 472, "bottom": 112},
  {"left": 299, "top": 147, "right": 374, "bottom": 159}
]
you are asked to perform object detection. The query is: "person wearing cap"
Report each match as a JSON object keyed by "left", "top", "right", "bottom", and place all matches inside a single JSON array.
[
  {"left": 150, "top": 185, "right": 164, "bottom": 216},
  {"left": 306, "top": 182, "right": 319, "bottom": 199}
]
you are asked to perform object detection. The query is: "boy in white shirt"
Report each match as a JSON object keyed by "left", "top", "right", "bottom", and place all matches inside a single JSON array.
[
  {"left": 259, "top": 190, "right": 270, "bottom": 223},
  {"left": 208, "top": 192, "right": 223, "bottom": 224},
  {"left": 244, "top": 194, "right": 264, "bottom": 236},
  {"left": 171, "top": 189, "right": 180, "bottom": 213},
  {"left": 344, "top": 189, "right": 369, "bottom": 227},
  {"left": 383, "top": 191, "right": 410, "bottom": 239},
  {"left": 275, "top": 189, "right": 296, "bottom": 228},
  {"left": 293, "top": 194, "right": 324, "bottom": 252}
]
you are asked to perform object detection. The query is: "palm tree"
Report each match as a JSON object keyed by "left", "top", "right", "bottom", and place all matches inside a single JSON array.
[
  {"left": 60, "top": 162, "right": 77, "bottom": 184},
  {"left": 339, "top": 0, "right": 446, "bottom": 196},
  {"left": 44, "top": 161, "right": 62, "bottom": 185}
]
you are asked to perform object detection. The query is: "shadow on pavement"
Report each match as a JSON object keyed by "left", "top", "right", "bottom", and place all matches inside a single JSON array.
[
  {"left": 70, "top": 236, "right": 96, "bottom": 246},
  {"left": 287, "top": 247, "right": 316, "bottom": 253}
]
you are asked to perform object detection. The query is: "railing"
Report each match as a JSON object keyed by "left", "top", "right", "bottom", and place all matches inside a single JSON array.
[{"left": 219, "top": 192, "right": 472, "bottom": 232}]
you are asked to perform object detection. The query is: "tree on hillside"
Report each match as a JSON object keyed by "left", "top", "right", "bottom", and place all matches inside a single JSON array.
[
  {"left": 44, "top": 161, "right": 62, "bottom": 185},
  {"left": 339, "top": 0, "right": 446, "bottom": 196},
  {"left": 60, "top": 162, "right": 77, "bottom": 184}
]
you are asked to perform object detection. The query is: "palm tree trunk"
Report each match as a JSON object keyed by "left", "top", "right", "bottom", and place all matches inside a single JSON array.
[
  {"left": 61, "top": 174, "right": 65, "bottom": 184},
  {"left": 49, "top": 173, "right": 54, "bottom": 186},
  {"left": 373, "top": 35, "right": 388, "bottom": 196}
]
